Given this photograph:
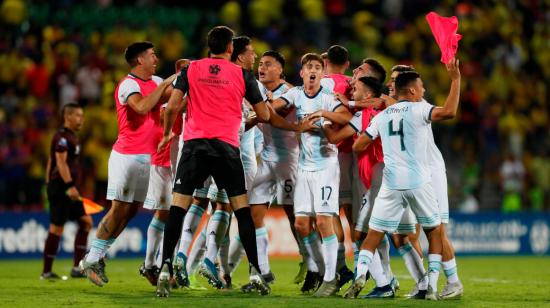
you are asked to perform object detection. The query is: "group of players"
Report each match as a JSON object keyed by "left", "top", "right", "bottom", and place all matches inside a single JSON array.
[{"left": 42, "top": 25, "right": 464, "bottom": 301}]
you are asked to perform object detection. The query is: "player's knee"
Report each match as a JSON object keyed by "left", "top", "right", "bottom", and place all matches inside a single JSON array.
[
  {"left": 294, "top": 219, "right": 310, "bottom": 236},
  {"left": 315, "top": 216, "right": 333, "bottom": 235},
  {"left": 49, "top": 224, "right": 64, "bottom": 236}
]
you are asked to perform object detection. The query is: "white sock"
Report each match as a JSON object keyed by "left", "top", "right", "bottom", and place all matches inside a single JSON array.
[
  {"left": 187, "top": 228, "right": 207, "bottom": 274},
  {"left": 156, "top": 238, "right": 164, "bottom": 268},
  {"left": 370, "top": 249, "right": 389, "bottom": 287},
  {"left": 321, "top": 234, "right": 338, "bottom": 281},
  {"left": 218, "top": 234, "right": 231, "bottom": 275},
  {"left": 205, "top": 210, "right": 230, "bottom": 262},
  {"left": 442, "top": 258, "right": 460, "bottom": 283},
  {"left": 352, "top": 240, "right": 362, "bottom": 271},
  {"left": 98, "top": 238, "right": 115, "bottom": 259},
  {"left": 377, "top": 235, "right": 393, "bottom": 280},
  {"left": 145, "top": 217, "right": 165, "bottom": 268},
  {"left": 256, "top": 227, "right": 270, "bottom": 275},
  {"left": 178, "top": 204, "right": 205, "bottom": 256},
  {"left": 398, "top": 242, "right": 425, "bottom": 283},
  {"left": 356, "top": 249, "right": 373, "bottom": 278},
  {"left": 336, "top": 241, "right": 346, "bottom": 270},
  {"left": 228, "top": 235, "right": 245, "bottom": 275},
  {"left": 428, "top": 254, "right": 442, "bottom": 292},
  {"left": 303, "top": 231, "right": 324, "bottom": 274},
  {"left": 87, "top": 238, "right": 109, "bottom": 263}
]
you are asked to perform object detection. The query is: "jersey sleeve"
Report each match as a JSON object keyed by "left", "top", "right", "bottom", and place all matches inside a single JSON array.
[
  {"left": 152, "top": 75, "right": 163, "bottom": 86},
  {"left": 348, "top": 111, "right": 363, "bottom": 132},
  {"left": 417, "top": 101, "right": 435, "bottom": 124},
  {"left": 54, "top": 134, "right": 69, "bottom": 153},
  {"left": 326, "top": 94, "right": 343, "bottom": 112},
  {"left": 117, "top": 78, "right": 140, "bottom": 105},
  {"left": 256, "top": 80, "right": 267, "bottom": 100},
  {"left": 173, "top": 67, "right": 189, "bottom": 94},
  {"left": 365, "top": 114, "right": 381, "bottom": 140},
  {"left": 279, "top": 87, "right": 298, "bottom": 107},
  {"left": 243, "top": 69, "right": 263, "bottom": 105},
  {"left": 320, "top": 78, "right": 335, "bottom": 92}
]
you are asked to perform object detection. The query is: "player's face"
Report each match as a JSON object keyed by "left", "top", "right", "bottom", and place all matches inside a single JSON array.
[
  {"left": 351, "top": 63, "right": 372, "bottom": 84},
  {"left": 388, "top": 71, "right": 400, "bottom": 99},
  {"left": 352, "top": 82, "right": 372, "bottom": 101},
  {"left": 139, "top": 48, "right": 158, "bottom": 75},
  {"left": 258, "top": 56, "right": 282, "bottom": 84},
  {"left": 300, "top": 60, "right": 323, "bottom": 87},
  {"left": 67, "top": 108, "right": 84, "bottom": 131},
  {"left": 240, "top": 44, "right": 257, "bottom": 71}
]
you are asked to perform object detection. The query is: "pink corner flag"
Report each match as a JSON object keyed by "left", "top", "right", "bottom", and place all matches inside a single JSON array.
[{"left": 426, "top": 12, "right": 462, "bottom": 64}]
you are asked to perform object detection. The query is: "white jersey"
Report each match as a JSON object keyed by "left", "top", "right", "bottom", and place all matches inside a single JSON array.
[
  {"left": 240, "top": 101, "right": 256, "bottom": 172},
  {"left": 421, "top": 99, "right": 446, "bottom": 171},
  {"left": 257, "top": 81, "right": 299, "bottom": 162},
  {"left": 280, "top": 86, "right": 341, "bottom": 171},
  {"left": 366, "top": 100, "right": 435, "bottom": 190}
]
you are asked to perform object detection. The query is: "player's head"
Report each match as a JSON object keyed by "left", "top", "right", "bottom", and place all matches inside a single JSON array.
[
  {"left": 388, "top": 64, "right": 415, "bottom": 98},
  {"left": 300, "top": 53, "right": 324, "bottom": 88},
  {"left": 207, "top": 26, "right": 235, "bottom": 57},
  {"left": 124, "top": 41, "right": 157, "bottom": 74},
  {"left": 395, "top": 71, "right": 424, "bottom": 101},
  {"left": 61, "top": 103, "right": 84, "bottom": 131},
  {"left": 175, "top": 58, "right": 191, "bottom": 72},
  {"left": 326, "top": 45, "right": 350, "bottom": 71},
  {"left": 352, "top": 58, "right": 386, "bottom": 84},
  {"left": 258, "top": 50, "right": 285, "bottom": 84},
  {"left": 231, "top": 36, "right": 256, "bottom": 71},
  {"left": 353, "top": 76, "right": 383, "bottom": 101}
]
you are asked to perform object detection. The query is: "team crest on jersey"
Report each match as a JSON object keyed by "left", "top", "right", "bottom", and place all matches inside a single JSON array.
[
  {"left": 209, "top": 64, "right": 221, "bottom": 75},
  {"left": 58, "top": 137, "right": 67, "bottom": 147}
]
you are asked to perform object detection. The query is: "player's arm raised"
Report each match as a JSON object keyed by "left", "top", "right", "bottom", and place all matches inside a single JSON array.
[
  {"left": 127, "top": 74, "right": 177, "bottom": 115},
  {"left": 430, "top": 58, "right": 461, "bottom": 121}
]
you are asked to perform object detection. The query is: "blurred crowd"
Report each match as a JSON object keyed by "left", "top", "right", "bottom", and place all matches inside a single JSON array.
[{"left": 0, "top": 0, "right": 548, "bottom": 212}]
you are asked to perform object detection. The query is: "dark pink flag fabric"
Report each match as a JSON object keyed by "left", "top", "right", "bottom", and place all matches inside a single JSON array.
[{"left": 426, "top": 11, "right": 462, "bottom": 64}]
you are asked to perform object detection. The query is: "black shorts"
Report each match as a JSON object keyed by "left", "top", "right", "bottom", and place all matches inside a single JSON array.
[
  {"left": 173, "top": 139, "right": 246, "bottom": 198},
  {"left": 47, "top": 180, "right": 86, "bottom": 226}
]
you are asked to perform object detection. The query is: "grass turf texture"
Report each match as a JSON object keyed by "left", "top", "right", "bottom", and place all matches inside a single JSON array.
[{"left": 1, "top": 257, "right": 549, "bottom": 307}]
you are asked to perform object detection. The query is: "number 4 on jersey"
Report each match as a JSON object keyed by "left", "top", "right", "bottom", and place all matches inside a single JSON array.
[{"left": 388, "top": 119, "right": 406, "bottom": 151}]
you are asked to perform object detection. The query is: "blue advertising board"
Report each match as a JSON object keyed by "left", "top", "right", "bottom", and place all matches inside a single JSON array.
[{"left": 0, "top": 211, "right": 549, "bottom": 258}]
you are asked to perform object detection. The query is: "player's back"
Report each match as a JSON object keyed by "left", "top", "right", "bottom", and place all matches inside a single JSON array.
[
  {"left": 184, "top": 58, "right": 246, "bottom": 147},
  {"left": 369, "top": 100, "right": 434, "bottom": 190}
]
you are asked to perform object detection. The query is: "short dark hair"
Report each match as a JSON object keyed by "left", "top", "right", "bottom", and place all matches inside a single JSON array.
[
  {"left": 361, "top": 58, "right": 386, "bottom": 83},
  {"left": 207, "top": 26, "right": 235, "bottom": 55},
  {"left": 231, "top": 36, "right": 252, "bottom": 62},
  {"left": 61, "top": 102, "right": 82, "bottom": 118},
  {"left": 357, "top": 76, "right": 383, "bottom": 97},
  {"left": 262, "top": 50, "right": 285, "bottom": 68},
  {"left": 391, "top": 64, "right": 415, "bottom": 73},
  {"left": 301, "top": 53, "right": 324, "bottom": 68},
  {"left": 124, "top": 41, "right": 154, "bottom": 66},
  {"left": 395, "top": 71, "right": 420, "bottom": 95},
  {"left": 327, "top": 45, "right": 349, "bottom": 66}
]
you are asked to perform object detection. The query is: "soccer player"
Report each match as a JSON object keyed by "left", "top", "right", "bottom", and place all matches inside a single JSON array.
[
  {"left": 319, "top": 45, "right": 355, "bottom": 288},
  {"left": 270, "top": 53, "right": 352, "bottom": 297},
  {"left": 80, "top": 41, "right": 175, "bottom": 286},
  {"left": 156, "top": 26, "right": 272, "bottom": 297},
  {"left": 41, "top": 103, "right": 92, "bottom": 280},
  {"left": 350, "top": 58, "right": 461, "bottom": 301},
  {"left": 139, "top": 102, "right": 183, "bottom": 286}
]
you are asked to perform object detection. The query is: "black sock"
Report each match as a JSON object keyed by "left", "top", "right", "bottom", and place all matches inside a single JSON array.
[
  {"left": 234, "top": 207, "right": 260, "bottom": 274},
  {"left": 161, "top": 206, "right": 187, "bottom": 276}
]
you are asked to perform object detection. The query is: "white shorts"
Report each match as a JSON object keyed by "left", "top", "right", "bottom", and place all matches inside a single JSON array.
[
  {"left": 144, "top": 165, "right": 172, "bottom": 210},
  {"left": 338, "top": 152, "right": 353, "bottom": 204},
  {"left": 294, "top": 163, "right": 340, "bottom": 216},
  {"left": 369, "top": 183, "right": 440, "bottom": 233},
  {"left": 106, "top": 150, "right": 151, "bottom": 203},
  {"left": 248, "top": 158, "right": 297, "bottom": 205},
  {"left": 431, "top": 165, "right": 449, "bottom": 223},
  {"left": 350, "top": 156, "right": 367, "bottom": 224}
]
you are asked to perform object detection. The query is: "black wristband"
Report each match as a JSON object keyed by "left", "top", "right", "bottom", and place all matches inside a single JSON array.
[{"left": 64, "top": 180, "right": 75, "bottom": 190}]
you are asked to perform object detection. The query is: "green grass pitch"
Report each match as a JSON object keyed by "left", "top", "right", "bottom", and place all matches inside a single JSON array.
[{"left": 1, "top": 256, "right": 549, "bottom": 307}]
